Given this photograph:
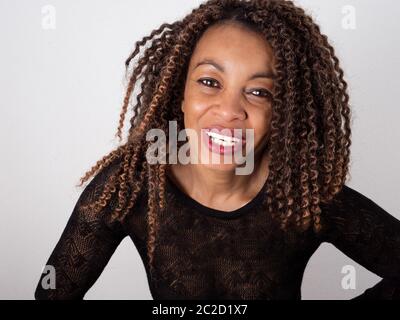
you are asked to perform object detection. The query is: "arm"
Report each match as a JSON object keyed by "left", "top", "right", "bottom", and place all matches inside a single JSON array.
[
  {"left": 34, "top": 159, "right": 127, "bottom": 300},
  {"left": 318, "top": 185, "right": 400, "bottom": 300}
]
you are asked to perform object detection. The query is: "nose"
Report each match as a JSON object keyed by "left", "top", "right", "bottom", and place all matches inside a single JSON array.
[{"left": 214, "top": 89, "right": 247, "bottom": 122}]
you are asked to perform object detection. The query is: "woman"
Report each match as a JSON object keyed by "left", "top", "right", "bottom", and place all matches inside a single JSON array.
[{"left": 34, "top": 0, "right": 400, "bottom": 299}]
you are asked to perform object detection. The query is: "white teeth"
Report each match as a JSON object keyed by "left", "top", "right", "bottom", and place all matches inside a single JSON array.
[
  {"left": 206, "top": 131, "right": 240, "bottom": 143},
  {"left": 210, "top": 136, "right": 235, "bottom": 147}
]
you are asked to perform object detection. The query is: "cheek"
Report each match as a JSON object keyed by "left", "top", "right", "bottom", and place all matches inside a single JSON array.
[
  {"left": 182, "top": 92, "right": 210, "bottom": 122},
  {"left": 248, "top": 108, "right": 272, "bottom": 142}
]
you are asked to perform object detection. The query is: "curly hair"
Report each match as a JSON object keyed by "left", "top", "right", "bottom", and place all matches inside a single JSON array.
[{"left": 77, "top": 0, "right": 352, "bottom": 280}]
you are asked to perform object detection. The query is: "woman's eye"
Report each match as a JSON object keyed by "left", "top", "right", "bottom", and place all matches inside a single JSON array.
[
  {"left": 198, "top": 78, "right": 272, "bottom": 99},
  {"left": 197, "top": 78, "right": 220, "bottom": 88},
  {"left": 249, "top": 89, "right": 272, "bottom": 99}
]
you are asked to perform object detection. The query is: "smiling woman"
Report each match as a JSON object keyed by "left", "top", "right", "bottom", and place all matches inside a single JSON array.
[
  {"left": 34, "top": 0, "right": 400, "bottom": 300},
  {"left": 179, "top": 22, "right": 273, "bottom": 173}
]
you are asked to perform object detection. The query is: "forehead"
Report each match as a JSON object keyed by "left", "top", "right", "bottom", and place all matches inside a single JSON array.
[{"left": 189, "top": 22, "right": 275, "bottom": 70}]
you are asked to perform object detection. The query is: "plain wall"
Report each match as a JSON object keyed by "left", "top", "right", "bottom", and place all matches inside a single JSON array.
[{"left": 0, "top": 0, "right": 399, "bottom": 299}]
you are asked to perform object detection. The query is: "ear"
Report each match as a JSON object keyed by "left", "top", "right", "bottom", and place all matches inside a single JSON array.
[{"left": 181, "top": 100, "right": 185, "bottom": 113}]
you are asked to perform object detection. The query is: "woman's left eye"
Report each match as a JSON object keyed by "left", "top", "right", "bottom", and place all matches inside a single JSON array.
[{"left": 249, "top": 89, "right": 272, "bottom": 99}]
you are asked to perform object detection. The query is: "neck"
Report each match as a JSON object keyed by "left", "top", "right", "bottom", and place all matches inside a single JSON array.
[{"left": 182, "top": 149, "right": 270, "bottom": 205}]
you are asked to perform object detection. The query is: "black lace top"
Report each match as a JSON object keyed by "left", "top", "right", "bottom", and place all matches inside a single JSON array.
[{"left": 34, "top": 159, "right": 400, "bottom": 300}]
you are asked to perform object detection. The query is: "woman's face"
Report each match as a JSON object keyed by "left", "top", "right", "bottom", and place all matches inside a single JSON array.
[{"left": 181, "top": 22, "right": 276, "bottom": 172}]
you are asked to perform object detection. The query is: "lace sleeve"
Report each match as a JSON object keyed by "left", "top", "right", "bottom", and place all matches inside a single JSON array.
[
  {"left": 319, "top": 185, "right": 400, "bottom": 300},
  {"left": 34, "top": 159, "right": 127, "bottom": 300}
]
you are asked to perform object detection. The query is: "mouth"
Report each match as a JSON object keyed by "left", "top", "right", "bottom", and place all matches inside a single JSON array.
[
  {"left": 203, "top": 126, "right": 246, "bottom": 141},
  {"left": 205, "top": 130, "right": 241, "bottom": 146},
  {"left": 201, "top": 126, "right": 247, "bottom": 154}
]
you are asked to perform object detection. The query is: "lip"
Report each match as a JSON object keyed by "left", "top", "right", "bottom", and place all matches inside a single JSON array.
[
  {"left": 201, "top": 126, "right": 247, "bottom": 155},
  {"left": 202, "top": 125, "right": 247, "bottom": 142}
]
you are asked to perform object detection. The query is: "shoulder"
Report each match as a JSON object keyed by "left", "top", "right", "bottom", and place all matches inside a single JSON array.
[
  {"left": 77, "top": 154, "right": 149, "bottom": 218},
  {"left": 318, "top": 184, "right": 398, "bottom": 241},
  {"left": 79, "top": 156, "right": 124, "bottom": 205},
  {"left": 321, "top": 184, "right": 379, "bottom": 213},
  {"left": 317, "top": 184, "right": 370, "bottom": 234},
  {"left": 92, "top": 157, "right": 124, "bottom": 186}
]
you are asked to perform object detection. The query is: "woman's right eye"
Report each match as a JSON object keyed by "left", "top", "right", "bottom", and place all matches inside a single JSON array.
[{"left": 197, "top": 78, "right": 220, "bottom": 88}]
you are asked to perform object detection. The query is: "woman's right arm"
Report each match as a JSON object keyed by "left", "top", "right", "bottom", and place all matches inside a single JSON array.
[{"left": 34, "top": 159, "right": 127, "bottom": 300}]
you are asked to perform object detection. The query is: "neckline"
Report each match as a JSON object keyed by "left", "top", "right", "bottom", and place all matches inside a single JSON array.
[{"left": 165, "top": 173, "right": 268, "bottom": 219}]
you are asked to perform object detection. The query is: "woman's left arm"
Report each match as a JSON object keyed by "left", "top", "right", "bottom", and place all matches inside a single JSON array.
[{"left": 318, "top": 184, "right": 400, "bottom": 300}]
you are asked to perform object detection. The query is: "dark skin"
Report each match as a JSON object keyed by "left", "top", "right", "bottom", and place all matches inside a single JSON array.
[{"left": 167, "top": 22, "right": 276, "bottom": 212}]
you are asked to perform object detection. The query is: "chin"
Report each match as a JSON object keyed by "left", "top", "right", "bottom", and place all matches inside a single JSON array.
[{"left": 200, "top": 162, "right": 239, "bottom": 172}]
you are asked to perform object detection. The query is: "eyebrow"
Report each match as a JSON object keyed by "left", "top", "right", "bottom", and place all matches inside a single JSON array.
[{"left": 194, "top": 59, "right": 277, "bottom": 80}]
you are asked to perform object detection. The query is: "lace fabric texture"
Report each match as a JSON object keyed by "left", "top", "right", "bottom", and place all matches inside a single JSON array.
[{"left": 34, "top": 160, "right": 400, "bottom": 299}]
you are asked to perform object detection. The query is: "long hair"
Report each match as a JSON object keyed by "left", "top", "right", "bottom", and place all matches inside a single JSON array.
[{"left": 77, "top": 0, "right": 352, "bottom": 279}]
